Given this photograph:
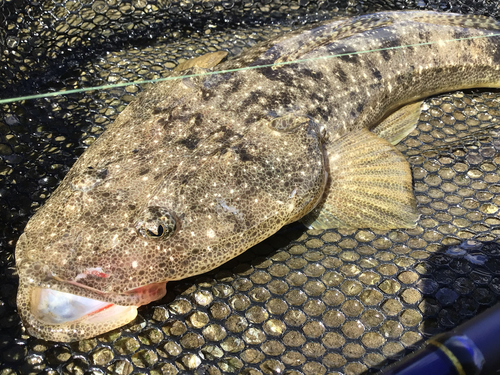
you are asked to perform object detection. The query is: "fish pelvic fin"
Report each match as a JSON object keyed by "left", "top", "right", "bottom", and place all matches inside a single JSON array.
[
  {"left": 372, "top": 101, "right": 423, "bottom": 145},
  {"left": 302, "top": 128, "right": 419, "bottom": 230}
]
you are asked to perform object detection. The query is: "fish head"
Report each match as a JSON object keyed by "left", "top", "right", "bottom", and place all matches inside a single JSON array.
[{"left": 15, "top": 109, "right": 326, "bottom": 341}]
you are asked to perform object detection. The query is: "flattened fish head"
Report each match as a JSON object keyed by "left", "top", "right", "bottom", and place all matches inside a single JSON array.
[{"left": 15, "top": 113, "right": 327, "bottom": 341}]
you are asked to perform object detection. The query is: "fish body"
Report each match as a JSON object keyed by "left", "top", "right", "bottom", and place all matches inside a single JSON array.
[{"left": 15, "top": 11, "right": 500, "bottom": 341}]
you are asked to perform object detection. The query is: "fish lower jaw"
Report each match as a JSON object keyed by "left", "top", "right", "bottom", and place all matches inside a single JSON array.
[{"left": 27, "top": 287, "right": 138, "bottom": 342}]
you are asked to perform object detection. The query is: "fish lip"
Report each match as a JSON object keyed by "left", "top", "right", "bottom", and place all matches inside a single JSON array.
[{"left": 52, "top": 277, "right": 168, "bottom": 306}]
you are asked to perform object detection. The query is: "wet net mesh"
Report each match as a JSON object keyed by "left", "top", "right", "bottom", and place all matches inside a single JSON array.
[{"left": 2, "top": 0, "right": 500, "bottom": 374}]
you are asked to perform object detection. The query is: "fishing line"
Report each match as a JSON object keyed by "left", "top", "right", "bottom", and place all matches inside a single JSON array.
[{"left": 1, "top": 32, "right": 500, "bottom": 105}]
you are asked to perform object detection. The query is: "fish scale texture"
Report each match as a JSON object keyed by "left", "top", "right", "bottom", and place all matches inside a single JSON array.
[{"left": 1, "top": 0, "right": 500, "bottom": 374}]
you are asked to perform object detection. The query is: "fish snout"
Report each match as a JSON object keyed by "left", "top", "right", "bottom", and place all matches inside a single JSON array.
[{"left": 16, "top": 229, "right": 168, "bottom": 342}]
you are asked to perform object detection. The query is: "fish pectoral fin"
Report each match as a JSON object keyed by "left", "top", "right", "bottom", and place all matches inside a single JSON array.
[
  {"left": 174, "top": 51, "right": 229, "bottom": 72},
  {"left": 372, "top": 101, "right": 423, "bottom": 145},
  {"left": 301, "top": 128, "right": 418, "bottom": 230}
]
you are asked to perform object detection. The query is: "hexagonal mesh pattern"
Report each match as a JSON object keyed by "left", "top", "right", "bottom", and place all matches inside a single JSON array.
[{"left": 1, "top": 1, "right": 500, "bottom": 374}]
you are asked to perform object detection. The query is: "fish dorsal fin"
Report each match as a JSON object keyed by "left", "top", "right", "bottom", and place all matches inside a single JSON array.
[
  {"left": 411, "top": 11, "right": 500, "bottom": 31},
  {"left": 174, "top": 51, "right": 228, "bottom": 72},
  {"left": 273, "top": 14, "right": 395, "bottom": 68},
  {"left": 302, "top": 128, "right": 418, "bottom": 230}
]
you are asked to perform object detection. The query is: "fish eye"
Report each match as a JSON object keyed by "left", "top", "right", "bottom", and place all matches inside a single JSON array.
[
  {"left": 146, "top": 224, "right": 165, "bottom": 238},
  {"left": 135, "top": 207, "right": 176, "bottom": 239}
]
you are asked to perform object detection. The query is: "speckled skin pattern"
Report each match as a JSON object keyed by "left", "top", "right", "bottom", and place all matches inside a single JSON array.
[{"left": 15, "top": 11, "right": 500, "bottom": 341}]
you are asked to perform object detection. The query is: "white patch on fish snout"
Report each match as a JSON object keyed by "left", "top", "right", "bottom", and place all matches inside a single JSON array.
[
  {"left": 207, "top": 228, "right": 216, "bottom": 238},
  {"left": 284, "top": 188, "right": 298, "bottom": 214},
  {"left": 216, "top": 198, "right": 244, "bottom": 222},
  {"left": 70, "top": 168, "right": 108, "bottom": 192}
]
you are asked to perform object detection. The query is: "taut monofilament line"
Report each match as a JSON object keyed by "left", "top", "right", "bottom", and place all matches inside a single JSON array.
[{"left": 1, "top": 32, "right": 500, "bottom": 105}]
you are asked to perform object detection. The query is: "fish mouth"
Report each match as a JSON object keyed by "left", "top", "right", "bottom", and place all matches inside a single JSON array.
[
  {"left": 18, "top": 281, "right": 167, "bottom": 342},
  {"left": 31, "top": 287, "right": 138, "bottom": 325}
]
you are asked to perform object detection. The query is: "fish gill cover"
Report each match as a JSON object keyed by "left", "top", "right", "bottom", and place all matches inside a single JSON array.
[{"left": 1, "top": 0, "right": 500, "bottom": 374}]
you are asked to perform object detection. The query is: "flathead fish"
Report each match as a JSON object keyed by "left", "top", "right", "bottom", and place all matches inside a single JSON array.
[{"left": 15, "top": 11, "right": 500, "bottom": 341}]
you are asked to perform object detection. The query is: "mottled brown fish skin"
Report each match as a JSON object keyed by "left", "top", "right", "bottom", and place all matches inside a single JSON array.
[{"left": 15, "top": 11, "right": 500, "bottom": 341}]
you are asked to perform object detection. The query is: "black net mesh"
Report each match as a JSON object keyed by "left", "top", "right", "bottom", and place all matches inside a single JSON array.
[{"left": 1, "top": 0, "right": 500, "bottom": 374}]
